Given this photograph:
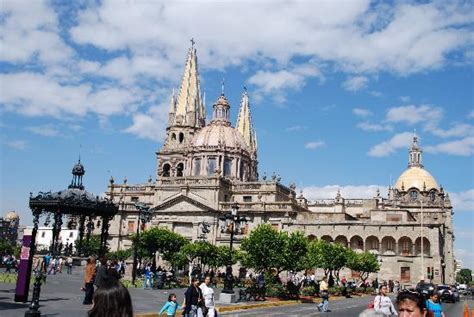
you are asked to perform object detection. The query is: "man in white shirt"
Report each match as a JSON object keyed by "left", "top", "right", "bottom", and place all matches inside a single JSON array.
[{"left": 199, "top": 275, "right": 215, "bottom": 317}]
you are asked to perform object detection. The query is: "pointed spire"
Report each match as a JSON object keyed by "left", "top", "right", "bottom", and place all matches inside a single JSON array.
[
  {"left": 170, "top": 41, "right": 204, "bottom": 128},
  {"left": 236, "top": 88, "right": 257, "bottom": 152},
  {"left": 408, "top": 132, "right": 423, "bottom": 168}
]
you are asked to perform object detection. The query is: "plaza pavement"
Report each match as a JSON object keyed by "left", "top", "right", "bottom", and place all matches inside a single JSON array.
[{"left": 0, "top": 269, "right": 472, "bottom": 316}]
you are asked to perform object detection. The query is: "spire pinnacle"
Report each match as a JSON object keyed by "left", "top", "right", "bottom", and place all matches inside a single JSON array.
[
  {"left": 169, "top": 42, "right": 204, "bottom": 128},
  {"left": 408, "top": 134, "right": 423, "bottom": 168},
  {"left": 221, "top": 78, "right": 225, "bottom": 95},
  {"left": 236, "top": 88, "right": 257, "bottom": 152}
]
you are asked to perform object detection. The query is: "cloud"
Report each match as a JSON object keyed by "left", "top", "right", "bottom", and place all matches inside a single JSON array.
[
  {"left": 342, "top": 76, "right": 369, "bottom": 91},
  {"left": 285, "top": 125, "right": 308, "bottom": 132},
  {"left": 368, "top": 132, "right": 413, "bottom": 157},
  {"left": 469, "top": 110, "right": 474, "bottom": 119},
  {"left": 425, "top": 136, "right": 474, "bottom": 156},
  {"left": 429, "top": 123, "right": 474, "bottom": 138},
  {"left": 353, "top": 108, "right": 373, "bottom": 117},
  {"left": 6, "top": 140, "right": 27, "bottom": 150},
  {"left": 357, "top": 122, "right": 393, "bottom": 132},
  {"left": 305, "top": 141, "right": 325, "bottom": 150},
  {"left": 449, "top": 189, "right": 474, "bottom": 211},
  {"left": 26, "top": 124, "right": 61, "bottom": 137},
  {"left": 124, "top": 103, "right": 168, "bottom": 141},
  {"left": 301, "top": 184, "right": 387, "bottom": 200},
  {"left": 386, "top": 104, "right": 443, "bottom": 125},
  {"left": 248, "top": 64, "right": 322, "bottom": 103}
]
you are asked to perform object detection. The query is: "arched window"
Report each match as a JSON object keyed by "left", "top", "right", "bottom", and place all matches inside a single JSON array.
[
  {"left": 365, "top": 236, "right": 380, "bottom": 252},
  {"left": 208, "top": 158, "right": 216, "bottom": 176},
  {"left": 350, "top": 236, "right": 364, "bottom": 251},
  {"left": 224, "top": 158, "right": 232, "bottom": 177},
  {"left": 429, "top": 190, "right": 436, "bottom": 202},
  {"left": 381, "top": 237, "right": 396, "bottom": 255},
  {"left": 176, "top": 163, "right": 184, "bottom": 177},
  {"left": 398, "top": 237, "right": 413, "bottom": 256},
  {"left": 321, "top": 235, "right": 333, "bottom": 243},
  {"left": 179, "top": 132, "right": 184, "bottom": 144},
  {"left": 409, "top": 190, "right": 418, "bottom": 200},
  {"left": 415, "top": 237, "right": 431, "bottom": 256},
  {"left": 162, "top": 163, "right": 171, "bottom": 177}
]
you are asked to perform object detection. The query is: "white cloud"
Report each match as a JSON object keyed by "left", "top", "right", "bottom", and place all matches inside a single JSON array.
[
  {"left": 449, "top": 189, "right": 474, "bottom": 211},
  {"left": 353, "top": 108, "right": 373, "bottom": 117},
  {"left": 368, "top": 132, "right": 413, "bottom": 157},
  {"left": 386, "top": 104, "right": 443, "bottom": 125},
  {"left": 285, "top": 125, "right": 308, "bottom": 132},
  {"left": 6, "top": 140, "right": 27, "bottom": 150},
  {"left": 425, "top": 136, "right": 474, "bottom": 156},
  {"left": 469, "top": 110, "right": 474, "bottom": 119},
  {"left": 305, "top": 141, "right": 325, "bottom": 150},
  {"left": 301, "top": 185, "right": 387, "bottom": 200},
  {"left": 357, "top": 122, "right": 393, "bottom": 132},
  {"left": 342, "top": 76, "right": 369, "bottom": 91},
  {"left": 124, "top": 103, "right": 168, "bottom": 141},
  {"left": 26, "top": 124, "right": 60, "bottom": 137},
  {"left": 430, "top": 123, "right": 473, "bottom": 138}
]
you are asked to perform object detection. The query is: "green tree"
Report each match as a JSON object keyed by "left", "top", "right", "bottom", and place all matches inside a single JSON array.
[
  {"left": 316, "top": 241, "right": 349, "bottom": 281},
  {"left": 134, "top": 227, "right": 188, "bottom": 265},
  {"left": 304, "top": 240, "right": 322, "bottom": 270},
  {"left": 282, "top": 231, "right": 309, "bottom": 273},
  {"left": 346, "top": 251, "right": 380, "bottom": 283},
  {"left": 0, "top": 239, "right": 15, "bottom": 255},
  {"left": 211, "top": 245, "right": 240, "bottom": 268},
  {"left": 75, "top": 235, "right": 101, "bottom": 256},
  {"left": 240, "top": 224, "right": 287, "bottom": 274},
  {"left": 107, "top": 248, "right": 133, "bottom": 261},
  {"left": 456, "top": 268, "right": 472, "bottom": 284}
]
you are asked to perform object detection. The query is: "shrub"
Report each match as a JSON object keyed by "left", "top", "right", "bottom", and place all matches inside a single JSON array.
[{"left": 300, "top": 286, "right": 316, "bottom": 296}]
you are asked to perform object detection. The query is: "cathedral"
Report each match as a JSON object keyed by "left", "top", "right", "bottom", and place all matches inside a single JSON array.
[{"left": 105, "top": 44, "right": 455, "bottom": 285}]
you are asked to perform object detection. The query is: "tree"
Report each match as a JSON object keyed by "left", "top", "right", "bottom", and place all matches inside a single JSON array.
[
  {"left": 456, "top": 268, "right": 472, "bottom": 284},
  {"left": 0, "top": 239, "right": 15, "bottom": 256},
  {"left": 75, "top": 235, "right": 101, "bottom": 256},
  {"left": 211, "top": 245, "right": 240, "bottom": 269},
  {"left": 135, "top": 227, "right": 188, "bottom": 266},
  {"left": 316, "top": 241, "right": 349, "bottom": 281},
  {"left": 281, "top": 231, "right": 309, "bottom": 273},
  {"left": 240, "top": 224, "right": 287, "bottom": 274},
  {"left": 178, "top": 240, "right": 218, "bottom": 271},
  {"left": 107, "top": 248, "right": 133, "bottom": 261},
  {"left": 346, "top": 251, "right": 380, "bottom": 283}
]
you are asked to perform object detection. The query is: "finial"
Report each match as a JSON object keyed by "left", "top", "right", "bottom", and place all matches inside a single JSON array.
[
  {"left": 221, "top": 78, "right": 225, "bottom": 95},
  {"left": 190, "top": 38, "right": 195, "bottom": 47}
]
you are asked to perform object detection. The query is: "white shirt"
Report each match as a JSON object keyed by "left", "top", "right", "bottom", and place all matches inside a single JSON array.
[
  {"left": 199, "top": 283, "right": 215, "bottom": 307},
  {"left": 374, "top": 295, "right": 398, "bottom": 316}
]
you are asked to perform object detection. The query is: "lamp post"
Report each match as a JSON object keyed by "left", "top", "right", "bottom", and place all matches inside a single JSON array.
[
  {"left": 219, "top": 202, "right": 247, "bottom": 294},
  {"left": 420, "top": 200, "right": 424, "bottom": 282},
  {"left": 131, "top": 202, "right": 152, "bottom": 286}
]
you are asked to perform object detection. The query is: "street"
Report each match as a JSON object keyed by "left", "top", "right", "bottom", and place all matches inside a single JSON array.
[{"left": 0, "top": 270, "right": 472, "bottom": 316}]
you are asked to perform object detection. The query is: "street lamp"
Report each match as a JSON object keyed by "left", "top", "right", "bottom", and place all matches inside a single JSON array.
[
  {"left": 131, "top": 202, "right": 152, "bottom": 286},
  {"left": 219, "top": 202, "right": 247, "bottom": 294}
]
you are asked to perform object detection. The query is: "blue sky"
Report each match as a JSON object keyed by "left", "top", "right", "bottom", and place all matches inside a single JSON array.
[{"left": 1, "top": 1, "right": 473, "bottom": 268}]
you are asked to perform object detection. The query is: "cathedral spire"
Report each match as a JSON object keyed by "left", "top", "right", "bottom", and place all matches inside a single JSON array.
[
  {"left": 236, "top": 88, "right": 257, "bottom": 152},
  {"left": 408, "top": 133, "right": 423, "bottom": 168},
  {"left": 169, "top": 41, "right": 205, "bottom": 128}
]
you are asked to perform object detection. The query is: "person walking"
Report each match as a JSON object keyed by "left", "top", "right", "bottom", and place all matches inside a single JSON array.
[
  {"left": 425, "top": 293, "right": 445, "bottom": 317},
  {"left": 317, "top": 277, "right": 330, "bottom": 312},
  {"left": 159, "top": 293, "right": 179, "bottom": 317},
  {"left": 182, "top": 277, "right": 204, "bottom": 317},
  {"left": 143, "top": 263, "right": 153, "bottom": 289},
  {"left": 94, "top": 257, "right": 109, "bottom": 289},
  {"left": 83, "top": 256, "right": 96, "bottom": 305},
  {"left": 374, "top": 285, "right": 397, "bottom": 316},
  {"left": 199, "top": 275, "right": 216, "bottom": 317},
  {"left": 66, "top": 256, "right": 73, "bottom": 274}
]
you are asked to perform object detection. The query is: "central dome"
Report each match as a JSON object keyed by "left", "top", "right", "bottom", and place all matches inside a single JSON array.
[
  {"left": 395, "top": 166, "right": 438, "bottom": 191},
  {"left": 193, "top": 124, "right": 249, "bottom": 151}
]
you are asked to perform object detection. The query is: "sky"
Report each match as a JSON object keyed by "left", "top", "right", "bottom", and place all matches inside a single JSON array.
[{"left": 0, "top": 0, "right": 473, "bottom": 268}]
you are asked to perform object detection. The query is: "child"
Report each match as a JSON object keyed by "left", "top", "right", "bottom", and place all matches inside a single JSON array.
[{"left": 159, "top": 293, "right": 178, "bottom": 317}]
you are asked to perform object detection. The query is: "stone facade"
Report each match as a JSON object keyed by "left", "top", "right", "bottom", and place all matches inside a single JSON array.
[{"left": 104, "top": 45, "right": 455, "bottom": 285}]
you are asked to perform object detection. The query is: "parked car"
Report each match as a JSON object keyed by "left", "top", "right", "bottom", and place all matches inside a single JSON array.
[{"left": 437, "top": 284, "right": 456, "bottom": 303}]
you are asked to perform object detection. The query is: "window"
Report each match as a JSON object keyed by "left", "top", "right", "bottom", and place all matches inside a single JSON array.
[
  {"left": 193, "top": 159, "right": 201, "bottom": 176},
  {"left": 131, "top": 197, "right": 139, "bottom": 202},
  {"left": 208, "top": 158, "right": 216, "bottom": 176},
  {"left": 127, "top": 221, "right": 135, "bottom": 233},
  {"left": 171, "top": 133, "right": 176, "bottom": 142},
  {"left": 69, "top": 232, "right": 73, "bottom": 238},
  {"left": 386, "top": 239, "right": 394, "bottom": 251},
  {"left": 224, "top": 158, "right": 232, "bottom": 177},
  {"left": 409, "top": 190, "right": 418, "bottom": 200},
  {"left": 429, "top": 191, "right": 436, "bottom": 202},
  {"left": 162, "top": 163, "right": 171, "bottom": 177},
  {"left": 179, "top": 132, "right": 184, "bottom": 144},
  {"left": 386, "top": 214, "right": 402, "bottom": 222},
  {"left": 243, "top": 196, "right": 252, "bottom": 202},
  {"left": 400, "top": 267, "right": 411, "bottom": 282},
  {"left": 177, "top": 163, "right": 184, "bottom": 177},
  {"left": 41, "top": 232, "right": 45, "bottom": 238}
]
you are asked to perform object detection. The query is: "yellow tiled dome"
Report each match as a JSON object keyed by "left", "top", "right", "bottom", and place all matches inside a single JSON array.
[{"left": 395, "top": 166, "right": 438, "bottom": 191}]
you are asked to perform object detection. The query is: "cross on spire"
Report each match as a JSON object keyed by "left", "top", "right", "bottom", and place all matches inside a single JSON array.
[
  {"left": 221, "top": 78, "right": 225, "bottom": 95},
  {"left": 190, "top": 38, "right": 195, "bottom": 47}
]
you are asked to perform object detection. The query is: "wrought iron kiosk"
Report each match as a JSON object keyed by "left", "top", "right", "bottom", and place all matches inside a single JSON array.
[{"left": 20, "top": 160, "right": 117, "bottom": 310}]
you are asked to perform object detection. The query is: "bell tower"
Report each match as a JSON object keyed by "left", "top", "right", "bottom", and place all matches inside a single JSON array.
[{"left": 158, "top": 40, "right": 206, "bottom": 179}]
